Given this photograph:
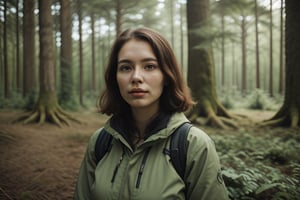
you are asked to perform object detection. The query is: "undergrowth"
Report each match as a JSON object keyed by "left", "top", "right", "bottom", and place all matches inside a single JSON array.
[
  {"left": 0, "top": 91, "right": 99, "bottom": 111},
  {"left": 219, "top": 88, "right": 283, "bottom": 110},
  {"left": 211, "top": 131, "right": 300, "bottom": 200}
]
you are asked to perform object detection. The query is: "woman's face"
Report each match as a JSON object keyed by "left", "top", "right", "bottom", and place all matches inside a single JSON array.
[{"left": 116, "top": 39, "right": 164, "bottom": 114}]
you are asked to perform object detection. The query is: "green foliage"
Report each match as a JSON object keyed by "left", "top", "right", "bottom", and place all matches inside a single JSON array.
[
  {"left": 245, "top": 89, "right": 279, "bottom": 110},
  {"left": 219, "top": 92, "right": 237, "bottom": 109},
  {"left": 0, "top": 90, "right": 101, "bottom": 112},
  {"left": 211, "top": 131, "right": 300, "bottom": 200},
  {"left": 218, "top": 89, "right": 283, "bottom": 110},
  {"left": 81, "top": 91, "right": 100, "bottom": 109},
  {"left": 0, "top": 91, "right": 37, "bottom": 110}
]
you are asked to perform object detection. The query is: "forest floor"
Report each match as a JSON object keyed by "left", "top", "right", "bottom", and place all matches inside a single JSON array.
[{"left": 0, "top": 108, "right": 297, "bottom": 200}]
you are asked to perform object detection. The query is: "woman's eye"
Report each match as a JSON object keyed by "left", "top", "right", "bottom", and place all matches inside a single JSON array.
[
  {"left": 119, "top": 65, "right": 132, "bottom": 72},
  {"left": 144, "top": 64, "right": 156, "bottom": 70}
]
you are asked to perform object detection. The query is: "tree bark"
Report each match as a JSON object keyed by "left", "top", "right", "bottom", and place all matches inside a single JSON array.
[
  {"left": 3, "top": 0, "right": 9, "bottom": 98},
  {"left": 16, "top": 0, "right": 21, "bottom": 92},
  {"left": 221, "top": 11, "right": 225, "bottom": 88},
  {"left": 262, "top": 0, "right": 300, "bottom": 128},
  {"left": 187, "top": 0, "right": 236, "bottom": 129},
  {"left": 23, "top": 0, "right": 36, "bottom": 97},
  {"left": 269, "top": 0, "right": 273, "bottom": 97},
  {"left": 77, "top": 0, "right": 84, "bottom": 106},
  {"left": 241, "top": 16, "right": 247, "bottom": 95},
  {"left": 278, "top": 0, "right": 284, "bottom": 94},
  {"left": 255, "top": 0, "right": 261, "bottom": 89},
  {"left": 60, "top": 0, "right": 75, "bottom": 106},
  {"left": 91, "top": 12, "right": 96, "bottom": 92}
]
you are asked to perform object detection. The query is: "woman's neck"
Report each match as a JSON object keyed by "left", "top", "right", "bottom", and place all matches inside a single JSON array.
[{"left": 131, "top": 107, "right": 159, "bottom": 136}]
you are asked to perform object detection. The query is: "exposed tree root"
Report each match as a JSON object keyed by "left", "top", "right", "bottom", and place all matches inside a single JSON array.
[
  {"left": 259, "top": 105, "right": 300, "bottom": 129},
  {"left": 188, "top": 100, "right": 240, "bottom": 129},
  {"left": 205, "top": 104, "right": 238, "bottom": 129},
  {"left": 14, "top": 105, "right": 81, "bottom": 127}
]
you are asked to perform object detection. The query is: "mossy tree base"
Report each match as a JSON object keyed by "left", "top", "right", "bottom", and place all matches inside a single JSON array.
[
  {"left": 260, "top": 104, "right": 300, "bottom": 128},
  {"left": 16, "top": 92, "right": 80, "bottom": 127},
  {"left": 188, "top": 100, "right": 239, "bottom": 129}
]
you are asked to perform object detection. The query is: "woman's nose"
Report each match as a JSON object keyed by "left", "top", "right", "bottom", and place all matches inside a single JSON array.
[{"left": 132, "top": 68, "right": 143, "bottom": 84}]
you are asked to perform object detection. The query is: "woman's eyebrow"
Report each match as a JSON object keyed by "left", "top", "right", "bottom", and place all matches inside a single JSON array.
[
  {"left": 118, "top": 59, "right": 131, "bottom": 64},
  {"left": 118, "top": 58, "right": 157, "bottom": 64},
  {"left": 141, "top": 58, "right": 157, "bottom": 62}
]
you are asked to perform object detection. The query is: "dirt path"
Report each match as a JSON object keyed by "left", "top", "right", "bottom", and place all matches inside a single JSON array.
[{"left": 0, "top": 110, "right": 107, "bottom": 200}]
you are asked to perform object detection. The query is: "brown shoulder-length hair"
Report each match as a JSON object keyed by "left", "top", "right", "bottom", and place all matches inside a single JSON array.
[{"left": 98, "top": 27, "right": 195, "bottom": 116}]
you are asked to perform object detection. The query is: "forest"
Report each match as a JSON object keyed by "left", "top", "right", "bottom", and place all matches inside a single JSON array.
[{"left": 0, "top": 0, "right": 299, "bottom": 199}]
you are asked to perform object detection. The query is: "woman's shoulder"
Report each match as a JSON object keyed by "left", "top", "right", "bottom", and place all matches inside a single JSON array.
[
  {"left": 187, "top": 125, "right": 215, "bottom": 151},
  {"left": 86, "top": 128, "right": 104, "bottom": 148}
]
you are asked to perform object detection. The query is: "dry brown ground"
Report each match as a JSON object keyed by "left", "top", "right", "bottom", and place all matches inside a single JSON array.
[
  {"left": 0, "top": 109, "right": 276, "bottom": 200},
  {"left": 0, "top": 109, "right": 108, "bottom": 200}
]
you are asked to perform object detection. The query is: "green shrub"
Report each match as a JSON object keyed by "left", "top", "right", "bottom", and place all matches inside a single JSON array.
[
  {"left": 211, "top": 131, "right": 300, "bottom": 200},
  {"left": 245, "top": 89, "right": 280, "bottom": 110}
]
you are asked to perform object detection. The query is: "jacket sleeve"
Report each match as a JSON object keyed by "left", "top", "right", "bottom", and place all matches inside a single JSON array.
[
  {"left": 73, "top": 129, "right": 100, "bottom": 200},
  {"left": 185, "top": 127, "right": 229, "bottom": 200}
]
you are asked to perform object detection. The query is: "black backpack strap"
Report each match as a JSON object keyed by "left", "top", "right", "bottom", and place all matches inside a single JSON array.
[
  {"left": 170, "top": 122, "right": 192, "bottom": 180},
  {"left": 95, "top": 128, "right": 113, "bottom": 164}
]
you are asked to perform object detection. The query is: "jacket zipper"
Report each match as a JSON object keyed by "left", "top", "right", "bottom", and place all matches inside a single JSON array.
[
  {"left": 111, "top": 148, "right": 125, "bottom": 183},
  {"left": 136, "top": 147, "right": 151, "bottom": 188}
]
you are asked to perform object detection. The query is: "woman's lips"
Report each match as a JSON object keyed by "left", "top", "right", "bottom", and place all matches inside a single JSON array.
[{"left": 129, "top": 89, "right": 147, "bottom": 97}]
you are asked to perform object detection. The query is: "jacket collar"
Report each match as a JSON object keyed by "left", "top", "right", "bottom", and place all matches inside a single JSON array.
[{"left": 104, "top": 112, "right": 189, "bottom": 145}]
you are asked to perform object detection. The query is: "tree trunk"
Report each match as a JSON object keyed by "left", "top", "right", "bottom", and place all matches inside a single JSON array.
[
  {"left": 169, "top": 0, "right": 175, "bottom": 47},
  {"left": 3, "top": 0, "right": 9, "bottom": 98},
  {"left": 269, "top": 0, "right": 273, "bottom": 97},
  {"left": 180, "top": 2, "right": 184, "bottom": 70},
  {"left": 262, "top": 0, "right": 300, "bottom": 128},
  {"left": 91, "top": 12, "right": 96, "bottom": 92},
  {"left": 17, "top": 0, "right": 79, "bottom": 126},
  {"left": 60, "top": 0, "right": 75, "bottom": 106},
  {"left": 221, "top": 11, "right": 225, "bottom": 88},
  {"left": 16, "top": 0, "right": 21, "bottom": 92},
  {"left": 241, "top": 16, "right": 247, "bottom": 95},
  {"left": 187, "top": 0, "right": 236, "bottom": 129},
  {"left": 78, "top": 0, "right": 84, "bottom": 106},
  {"left": 255, "top": 0, "right": 260, "bottom": 89},
  {"left": 279, "top": 0, "right": 284, "bottom": 94},
  {"left": 23, "top": 0, "right": 36, "bottom": 97}
]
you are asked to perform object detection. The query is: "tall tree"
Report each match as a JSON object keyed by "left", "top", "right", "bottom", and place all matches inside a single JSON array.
[
  {"left": 23, "top": 0, "right": 36, "bottom": 97},
  {"left": 262, "top": 0, "right": 300, "bottom": 128},
  {"left": 77, "top": 0, "right": 84, "bottom": 106},
  {"left": 90, "top": 11, "right": 96, "bottom": 92},
  {"left": 15, "top": 0, "right": 21, "bottom": 92},
  {"left": 278, "top": 0, "right": 284, "bottom": 94},
  {"left": 3, "top": 0, "right": 9, "bottom": 98},
  {"left": 255, "top": 0, "right": 261, "bottom": 89},
  {"left": 60, "top": 0, "right": 76, "bottom": 107},
  {"left": 187, "top": 0, "right": 236, "bottom": 128},
  {"left": 179, "top": 1, "right": 185, "bottom": 69},
  {"left": 18, "top": 0, "right": 77, "bottom": 126},
  {"left": 240, "top": 14, "right": 247, "bottom": 94},
  {"left": 169, "top": 0, "right": 175, "bottom": 47},
  {"left": 269, "top": 0, "right": 273, "bottom": 97}
]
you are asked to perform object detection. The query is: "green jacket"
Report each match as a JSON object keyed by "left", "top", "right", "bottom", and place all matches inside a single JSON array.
[{"left": 74, "top": 112, "right": 229, "bottom": 200}]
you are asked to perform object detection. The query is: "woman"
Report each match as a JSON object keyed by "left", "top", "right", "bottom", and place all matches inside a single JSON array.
[{"left": 74, "top": 27, "right": 229, "bottom": 200}]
